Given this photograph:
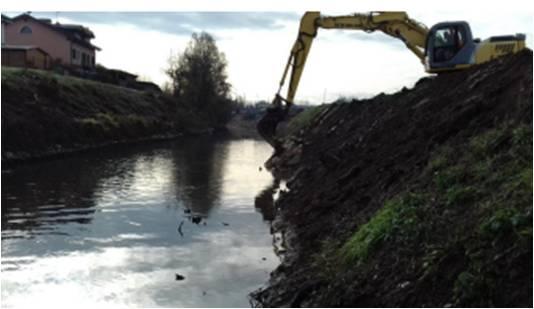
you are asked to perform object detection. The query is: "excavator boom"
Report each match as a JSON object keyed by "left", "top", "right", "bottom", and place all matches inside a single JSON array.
[{"left": 279, "top": 12, "right": 429, "bottom": 106}]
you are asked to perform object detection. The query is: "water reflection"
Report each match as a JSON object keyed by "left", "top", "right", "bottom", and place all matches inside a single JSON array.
[
  {"left": 2, "top": 137, "right": 232, "bottom": 238},
  {"left": 1, "top": 137, "right": 278, "bottom": 307},
  {"left": 253, "top": 179, "right": 288, "bottom": 258},
  {"left": 170, "top": 138, "right": 228, "bottom": 224},
  {"left": 1, "top": 157, "right": 100, "bottom": 239},
  {"left": 254, "top": 179, "right": 279, "bottom": 222}
]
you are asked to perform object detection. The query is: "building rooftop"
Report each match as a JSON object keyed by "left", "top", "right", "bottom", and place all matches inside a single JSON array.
[
  {"left": 1, "top": 14, "right": 13, "bottom": 24},
  {"left": 7, "top": 13, "right": 101, "bottom": 51}
]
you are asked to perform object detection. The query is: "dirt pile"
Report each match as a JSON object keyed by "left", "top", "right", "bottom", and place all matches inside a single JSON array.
[
  {"left": 1, "top": 68, "right": 213, "bottom": 163},
  {"left": 252, "top": 50, "right": 532, "bottom": 307}
]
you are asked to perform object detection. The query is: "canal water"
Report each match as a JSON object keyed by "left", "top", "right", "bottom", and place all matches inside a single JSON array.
[{"left": 1, "top": 137, "right": 279, "bottom": 307}]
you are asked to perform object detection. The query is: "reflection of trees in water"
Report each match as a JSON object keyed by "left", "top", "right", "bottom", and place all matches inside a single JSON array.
[
  {"left": 1, "top": 143, "right": 168, "bottom": 237},
  {"left": 1, "top": 157, "right": 107, "bottom": 236},
  {"left": 1, "top": 137, "right": 231, "bottom": 236},
  {"left": 170, "top": 136, "right": 228, "bottom": 218}
]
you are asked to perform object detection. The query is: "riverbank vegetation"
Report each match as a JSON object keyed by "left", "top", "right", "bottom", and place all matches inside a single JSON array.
[
  {"left": 334, "top": 122, "right": 532, "bottom": 306},
  {"left": 1, "top": 32, "right": 247, "bottom": 163},
  {"left": 1, "top": 67, "right": 211, "bottom": 163}
]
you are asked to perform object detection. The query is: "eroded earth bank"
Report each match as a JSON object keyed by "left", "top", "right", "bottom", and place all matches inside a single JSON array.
[{"left": 252, "top": 50, "right": 533, "bottom": 307}]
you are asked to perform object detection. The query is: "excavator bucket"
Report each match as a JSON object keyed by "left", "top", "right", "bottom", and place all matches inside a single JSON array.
[{"left": 257, "top": 105, "right": 286, "bottom": 152}]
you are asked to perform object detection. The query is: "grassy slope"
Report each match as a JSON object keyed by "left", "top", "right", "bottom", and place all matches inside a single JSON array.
[
  {"left": 277, "top": 114, "right": 532, "bottom": 307},
  {"left": 327, "top": 122, "right": 532, "bottom": 306},
  {"left": 1, "top": 67, "right": 210, "bottom": 161},
  {"left": 282, "top": 107, "right": 532, "bottom": 307},
  {"left": 284, "top": 104, "right": 329, "bottom": 136}
]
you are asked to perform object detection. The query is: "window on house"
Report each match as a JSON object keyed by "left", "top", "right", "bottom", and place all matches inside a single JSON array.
[
  {"left": 20, "top": 26, "right": 32, "bottom": 34},
  {"left": 71, "top": 49, "right": 77, "bottom": 59}
]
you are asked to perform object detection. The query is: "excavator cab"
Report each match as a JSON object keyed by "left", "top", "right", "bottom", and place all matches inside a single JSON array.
[
  {"left": 425, "top": 22, "right": 476, "bottom": 72},
  {"left": 425, "top": 21, "right": 526, "bottom": 72}
]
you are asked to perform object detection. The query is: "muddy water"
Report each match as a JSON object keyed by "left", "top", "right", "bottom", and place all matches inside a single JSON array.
[{"left": 1, "top": 137, "right": 279, "bottom": 307}]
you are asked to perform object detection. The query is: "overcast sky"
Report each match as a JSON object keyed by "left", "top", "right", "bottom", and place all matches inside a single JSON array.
[{"left": 5, "top": 9, "right": 533, "bottom": 104}]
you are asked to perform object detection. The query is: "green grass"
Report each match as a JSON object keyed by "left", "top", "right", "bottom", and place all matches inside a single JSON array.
[
  {"left": 479, "top": 207, "right": 531, "bottom": 239},
  {"left": 4, "top": 67, "right": 103, "bottom": 85},
  {"left": 77, "top": 113, "right": 153, "bottom": 132},
  {"left": 448, "top": 124, "right": 532, "bottom": 304},
  {"left": 285, "top": 105, "right": 329, "bottom": 136},
  {"left": 333, "top": 121, "right": 532, "bottom": 306},
  {"left": 443, "top": 185, "right": 478, "bottom": 207},
  {"left": 2, "top": 66, "right": 216, "bottom": 155},
  {"left": 339, "top": 192, "right": 427, "bottom": 265}
]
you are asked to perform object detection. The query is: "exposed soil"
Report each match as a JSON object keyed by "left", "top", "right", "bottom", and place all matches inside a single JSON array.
[
  {"left": 1, "top": 68, "right": 214, "bottom": 164},
  {"left": 251, "top": 50, "right": 533, "bottom": 307}
]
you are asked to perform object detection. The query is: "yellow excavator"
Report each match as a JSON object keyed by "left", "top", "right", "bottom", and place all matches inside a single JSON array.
[{"left": 257, "top": 11, "right": 526, "bottom": 150}]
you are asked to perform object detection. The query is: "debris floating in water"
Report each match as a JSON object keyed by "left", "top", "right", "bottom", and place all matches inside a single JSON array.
[{"left": 177, "top": 220, "right": 184, "bottom": 237}]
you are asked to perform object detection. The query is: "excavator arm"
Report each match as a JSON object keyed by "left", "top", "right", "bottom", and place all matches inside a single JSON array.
[
  {"left": 281, "top": 12, "right": 428, "bottom": 106},
  {"left": 257, "top": 11, "right": 429, "bottom": 148}
]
